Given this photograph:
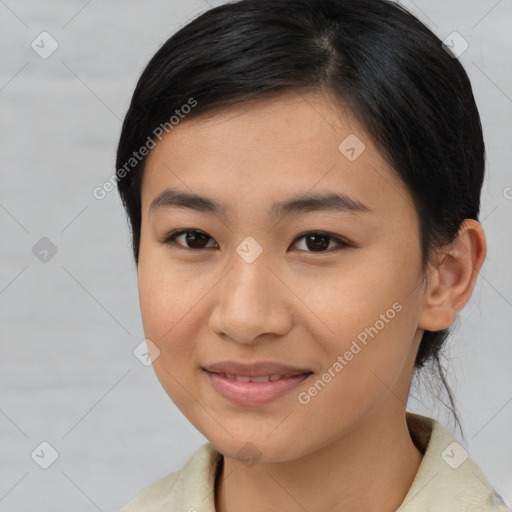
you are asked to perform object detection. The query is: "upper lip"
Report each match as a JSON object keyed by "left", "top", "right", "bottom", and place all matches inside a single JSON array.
[{"left": 202, "top": 361, "right": 313, "bottom": 377}]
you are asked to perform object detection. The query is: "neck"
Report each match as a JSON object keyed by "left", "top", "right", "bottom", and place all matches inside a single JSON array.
[{"left": 215, "top": 406, "right": 424, "bottom": 512}]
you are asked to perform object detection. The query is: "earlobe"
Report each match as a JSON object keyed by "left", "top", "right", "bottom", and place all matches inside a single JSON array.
[{"left": 418, "top": 219, "right": 487, "bottom": 332}]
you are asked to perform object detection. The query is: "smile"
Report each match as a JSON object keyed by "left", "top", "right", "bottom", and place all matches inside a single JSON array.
[
  {"left": 222, "top": 373, "right": 297, "bottom": 382},
  {"left": 204, "top": 369, "right": 313, "bottom": 407}
]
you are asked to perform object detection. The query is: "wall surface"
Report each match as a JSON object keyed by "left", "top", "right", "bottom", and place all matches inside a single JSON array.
[{"left": 0, "top": 0, "right": 511, "bottom": 510}]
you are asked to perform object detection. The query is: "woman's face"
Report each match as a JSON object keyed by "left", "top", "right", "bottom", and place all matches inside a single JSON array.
[{"left": 137, "top": 90, "right": 429, "bottom": 462}]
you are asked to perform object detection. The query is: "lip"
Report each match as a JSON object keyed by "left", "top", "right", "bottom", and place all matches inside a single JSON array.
[
  {"left": 202, "top": 361, "right": 312, "bottom": 377},
  {"left": 202, "top": 361, "right": 313, "bottom": 407}
]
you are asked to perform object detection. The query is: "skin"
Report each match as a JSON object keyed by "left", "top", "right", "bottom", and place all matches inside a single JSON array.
[{"left": 137, "top": 89, "right": 486, "bottom": 512}]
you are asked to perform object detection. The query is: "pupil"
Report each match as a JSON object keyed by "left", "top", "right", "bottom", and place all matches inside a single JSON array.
[
  {"left": 187, "top": 231, "right": 208, "bottom": 248},
  {"left": 307, "top": 234, "right": 329, "bottom": 251}
]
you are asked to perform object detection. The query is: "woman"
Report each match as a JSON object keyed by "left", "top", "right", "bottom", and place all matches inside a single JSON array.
[{"left": 115, "top": 0, "right": 510, "bottom": 510}]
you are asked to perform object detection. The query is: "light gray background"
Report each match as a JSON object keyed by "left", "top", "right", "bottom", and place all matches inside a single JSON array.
[{"left": 0, "top": 0, "right": 511, "bottom": 510}]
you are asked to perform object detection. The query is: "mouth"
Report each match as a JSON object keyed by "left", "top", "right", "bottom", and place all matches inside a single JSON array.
[
  {"left": 211, "top": 373, "right": 302, "bottom": 383},
  {"left": 202, "top": 361, "right": 313, "bottom": 407}
]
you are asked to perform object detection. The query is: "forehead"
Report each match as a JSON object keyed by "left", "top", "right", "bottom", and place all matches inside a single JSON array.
[{"left": 141, "top": 90, "right": 415, "bottom": 223}]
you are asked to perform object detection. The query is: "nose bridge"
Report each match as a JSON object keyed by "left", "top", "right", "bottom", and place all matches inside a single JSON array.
[
  {"left": 230, "top": 247, "right": 271, "bottom": 302},
  {"left": 209, "top": 244, "right": 291, "bottom": 343}
]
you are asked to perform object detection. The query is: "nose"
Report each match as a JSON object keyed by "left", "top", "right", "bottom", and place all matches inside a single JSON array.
[{"left": 208, "top": 250, "right": 293, "bottom": 345}]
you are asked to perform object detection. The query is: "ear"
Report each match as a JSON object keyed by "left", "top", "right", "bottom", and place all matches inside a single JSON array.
[{"left": 418, "top": 219, "right": 487, "bottom": 332}]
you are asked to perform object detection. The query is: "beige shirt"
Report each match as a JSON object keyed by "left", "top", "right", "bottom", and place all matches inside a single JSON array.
[{"left": 119, "top": 413, "right": 510, "bottom": 511}]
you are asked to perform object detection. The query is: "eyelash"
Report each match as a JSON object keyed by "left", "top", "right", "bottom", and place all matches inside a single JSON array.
[{"left": 162, "top": 229, "right": 351, "bottom": 253}]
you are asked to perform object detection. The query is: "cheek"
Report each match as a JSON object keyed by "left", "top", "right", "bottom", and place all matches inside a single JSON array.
[
  {"left": 287, "top": 254, "right": 412, "bottom": 344},
  {"left": 136, "top": 250, "right": 202, "bottom": 380},
  {"left": 298, "top": 257, "right": 421, "bottom": 402},
  {"left": 138, "top": 246, "right": 198, "bottom": 337},
  {"left": 137, "top": 258, "right": 204, "bottom": 414},
  {"left": 294, "top": 309, "right": 417, "bottom": 444}
]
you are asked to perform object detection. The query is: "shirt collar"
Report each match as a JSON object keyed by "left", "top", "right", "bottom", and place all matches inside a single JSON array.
[{"left": 122, "top": 412, "right": 510, "bottom": 511}]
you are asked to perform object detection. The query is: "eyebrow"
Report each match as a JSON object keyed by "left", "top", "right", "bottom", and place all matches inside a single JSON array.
[{"left": 149, "top": 187, "right": 373, "bottom": 218}]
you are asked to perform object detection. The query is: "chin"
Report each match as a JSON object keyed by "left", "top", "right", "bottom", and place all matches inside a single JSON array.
[{"left": 199, "top": 422, "right": 313, "bottom": 465}]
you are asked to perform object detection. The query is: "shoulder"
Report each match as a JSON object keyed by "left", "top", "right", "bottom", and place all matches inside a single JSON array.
[
  {"left": 399, "top": 413, "right": 510, "bottom": 512},
  {"left": 119, "top": 470, "right": 182, "bottom": 512},
  {"left": 118, "top": 442, "right": 222, "bottom": 512}
]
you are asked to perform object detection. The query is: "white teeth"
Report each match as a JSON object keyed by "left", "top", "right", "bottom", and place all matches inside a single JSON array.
[
  {"left": 251, "top": 376, "right": 271, "bottom": 383},
  {"left": 223, "top": 373, "right": 286, "bottom": 383}
]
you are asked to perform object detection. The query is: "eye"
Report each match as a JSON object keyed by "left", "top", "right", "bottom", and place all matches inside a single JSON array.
[
  {"left": 163, "top": 229, "right": 218, "bottom": 249},
  {"left": 291, "top": 231, "right": 350, "bottom": 253},
  {"left": 162, "top": 229, "right": 350, "bottom": 253}
]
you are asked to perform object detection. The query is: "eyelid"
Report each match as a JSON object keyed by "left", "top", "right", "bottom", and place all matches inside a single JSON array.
[
  {"left": 293, "top": 230, "right": 352, "bottom": 249},
  {"left": 163, "top": 228, "right": 218, "bottom": 248},
  {"left": 162, "top": 228, "right": 352, "bottom": 252}
]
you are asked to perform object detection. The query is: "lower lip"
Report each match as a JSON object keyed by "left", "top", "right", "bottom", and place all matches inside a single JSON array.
[{"left": 204, "top": 370, "right": 312, "bottom": 407}]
